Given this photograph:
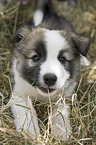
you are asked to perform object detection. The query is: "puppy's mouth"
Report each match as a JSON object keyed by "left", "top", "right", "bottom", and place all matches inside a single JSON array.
[{"left": 38, "top": 86, "right": 56, "bottom": 93}]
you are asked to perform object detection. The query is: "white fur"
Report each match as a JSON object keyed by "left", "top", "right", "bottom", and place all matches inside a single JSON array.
[
  {"left": 33, "top": 10, "right": 44, "bottom": 26},
  {"left": 10, "top": 94, "right": 40, "bottom": 136},
  {"left": 38, "top": 30, "right": 70, "bottom": 96}
]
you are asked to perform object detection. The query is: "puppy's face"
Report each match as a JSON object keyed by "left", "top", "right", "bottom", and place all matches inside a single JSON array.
[{"left": 14, "top": 27, "right": 89, "bottom": 96}]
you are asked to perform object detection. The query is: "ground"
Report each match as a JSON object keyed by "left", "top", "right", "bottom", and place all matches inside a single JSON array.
[{"left": 0, "top": 0, "right": 96, "bottom": 144}]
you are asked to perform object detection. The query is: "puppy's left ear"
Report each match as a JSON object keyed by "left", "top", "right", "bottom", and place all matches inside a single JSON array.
[{"left": 71, "top": 34, "right": 90, "bottom": 56}]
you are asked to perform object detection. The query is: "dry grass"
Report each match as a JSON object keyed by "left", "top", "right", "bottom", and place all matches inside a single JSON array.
[{"left": 0, "top": 0, "right": 96, "bottom": 144}]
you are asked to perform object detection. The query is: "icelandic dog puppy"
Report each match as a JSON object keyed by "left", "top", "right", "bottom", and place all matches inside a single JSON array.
[{"left": 10, "top": 0, "right": 90, "bottom": 140}]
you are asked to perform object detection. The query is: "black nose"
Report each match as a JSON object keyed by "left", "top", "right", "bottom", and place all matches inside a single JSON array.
[{"left": 43, "top": 73, "right": 57, "bottom": 86}]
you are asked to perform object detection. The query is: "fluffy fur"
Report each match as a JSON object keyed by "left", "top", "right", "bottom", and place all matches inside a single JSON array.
[{"left": 10, "top": 0, "right": 90, "bottom": 141}]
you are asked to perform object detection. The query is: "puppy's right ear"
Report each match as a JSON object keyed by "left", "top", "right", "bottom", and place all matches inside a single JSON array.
[
  {"left": 13, "top": 26, "right": 31, "bottom": 43},
  {"left": 13, "top": 28, "right": 23, "bottom": 43}
]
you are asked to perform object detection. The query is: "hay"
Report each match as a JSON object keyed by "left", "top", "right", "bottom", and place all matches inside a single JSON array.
[{"left": 0, "top": 0, "right": 96, "bottom": 144}]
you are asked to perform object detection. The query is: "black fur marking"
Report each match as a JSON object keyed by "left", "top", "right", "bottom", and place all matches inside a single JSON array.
[
  {"left": 34, "top": 41, "right": 47, "bottom": 59},
  {"left": 22, "top": 41, "right": 47, "bottom": 86},
  {"left": 22, "top": 64, "right": 41, "bottom": 86},
  {"left": 67, "top": 61, "right": 76, "bottom": 79},
  {"left": 58, "top": 49, "right": 79, "bottom": 80}
]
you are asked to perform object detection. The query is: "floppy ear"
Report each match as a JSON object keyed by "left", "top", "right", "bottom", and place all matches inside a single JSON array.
[
  {"left": 71, "top": 34, "right": 90, "bottom": 56},
  {"left": 13, "top": 26, "right": 31, "bottom": 43},
  {"left": 13, "top": 28, "right": 23, "bottom": 43}
]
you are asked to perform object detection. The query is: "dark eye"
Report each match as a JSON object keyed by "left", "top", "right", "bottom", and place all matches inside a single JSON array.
[
  {"left": 59, "top": 56, "right": 66, "bottom": 63},
  {"left": 31, "top": 55, "right": 40, "bottom": 62}
]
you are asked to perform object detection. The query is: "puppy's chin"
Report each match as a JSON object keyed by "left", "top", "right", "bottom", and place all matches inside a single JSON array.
[{"left": 36, "top": 87, "right": 57, "bottom": 97}]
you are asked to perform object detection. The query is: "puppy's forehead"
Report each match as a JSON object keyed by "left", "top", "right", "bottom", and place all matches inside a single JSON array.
[
  {"left": 26, "top": 28, "right": 68, "bottom": 49},
  {"left": 44, "top": 29, "right": 67, "bottom": 47},
  {"left": 44, "top": 29, "right": 69, "bottom": 57},
  {"left": 20, "top": 28, "right": 70, "bottom": 57}
]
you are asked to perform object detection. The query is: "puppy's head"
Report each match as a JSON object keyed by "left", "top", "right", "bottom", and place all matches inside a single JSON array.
[{"left": 14, "top": 26, "right": 89, "bottom": 96}]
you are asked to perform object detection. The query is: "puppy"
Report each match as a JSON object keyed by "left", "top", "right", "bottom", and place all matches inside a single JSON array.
[{"left": 10, "top": 0, "right": 90, "bottom": 140}]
